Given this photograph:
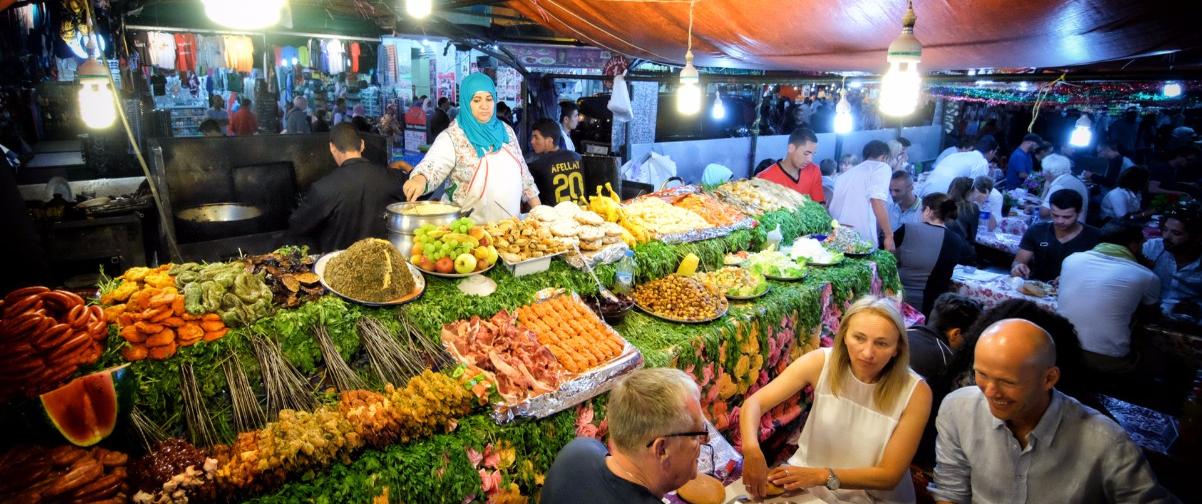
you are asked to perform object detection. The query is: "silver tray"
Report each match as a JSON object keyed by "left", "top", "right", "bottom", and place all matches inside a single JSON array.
[
  {"left": 564, "top": 242, "right": 629, "bottom": 270},
  {"left": 633, "top": 298, "right": 730, "bottom": 324},
  {"left": 499, "top": 249, "right": 568, "bottom": 267},
  {"left": 314, "top": 251, "right": 426, "bottom": 306},
  {"left": 458, "top": 293, "right": 645, "bottom": 423},
  {"left": 491, "top": 343, "right": 644, "bottom": 424}
]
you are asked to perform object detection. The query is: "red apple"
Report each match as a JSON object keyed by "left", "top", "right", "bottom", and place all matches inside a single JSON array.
[{"left": 435, "top": 257, "right": 455, "bottom": 274}]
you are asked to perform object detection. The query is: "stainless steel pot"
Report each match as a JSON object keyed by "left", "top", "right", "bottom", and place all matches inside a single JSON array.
[
  {"left": 388, "top": 232, "right": 415, "bottom": 260},
  {"left": 385, "top": 201, "right": 465, "bottom": 258},
  {"left": 384, "top": 201, "right": 465, "bottom": 234},
  {"left": 175, "top": 203, "right": 265, "bottom": 242}
]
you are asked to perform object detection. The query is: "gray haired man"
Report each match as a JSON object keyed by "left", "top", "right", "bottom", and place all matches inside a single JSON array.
[{"left": 541, "top": 368, "right": 705, "bottom": 503}]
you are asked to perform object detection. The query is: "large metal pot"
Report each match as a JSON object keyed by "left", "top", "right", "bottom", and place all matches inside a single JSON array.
[
  {"left": 385, "top": 201, "right": 465, "bottom": 258},
  {"left": 384, "top": 201, "right": 465, "bottom": 233},
  {"left": 175, "top": 203, "right": 265, "bottom": 243}
]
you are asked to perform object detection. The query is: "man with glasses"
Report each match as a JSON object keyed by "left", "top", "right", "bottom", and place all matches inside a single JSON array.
[{"left": 541, "top": 368, "right": 706, "bottom": 503}]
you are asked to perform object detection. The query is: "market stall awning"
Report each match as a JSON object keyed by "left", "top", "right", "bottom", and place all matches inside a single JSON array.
[{"left": 506, "top": 0, "right": 1202, "bottom": 72}]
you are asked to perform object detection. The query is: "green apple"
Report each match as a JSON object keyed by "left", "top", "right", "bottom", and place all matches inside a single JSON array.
[{"left": 454, "top": 253, "right": 478, "bottom": 274}]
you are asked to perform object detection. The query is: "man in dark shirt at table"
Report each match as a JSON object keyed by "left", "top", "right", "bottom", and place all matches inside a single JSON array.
[
  {"left": 541, "top": 368, "right": 705, "bottom": 504},
  {"left": 527, "top": 119, "right": 586, "bottom": 205},
  {"left": 908, "top": 292, "right": 983, "bottom": 468},
  {"left": 287, "top": 124, "right": 406, "bottom": 253},
  {"left": 1011, "top": 189, "right": 1100, "bottom": 282}
]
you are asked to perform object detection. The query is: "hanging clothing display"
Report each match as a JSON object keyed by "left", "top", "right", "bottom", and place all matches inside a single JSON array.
[
  {"left": 148, "top": 32, "right": 176, "bottom": 70},
  {"left": 174, "top": 33, "right": 197, "bottom": 73},
  {"left": 150, "top": 74, "right": 166, "bottom": 96},
  {"left": 310, "top": 40, "right": 325, "bottom": 73},
  {"left": 350, "top": 42, "right": 361, "bottom": 73},
  {"left": 298, "top": 45, "right": 311, "bottom": 67},
  {"left": 226, "top": 71, "right": 243, "bottom": 93},
  {"left": 281, "top": 45, "right": 298, "bottom": 67},
  {"left": 222, "top": 36, "right": 254, "bottom": 73},
  {"left": 327, "top": 39, "right": 346, "bottom": 74},
  {"left": 130, "top": 32, "right": 149, "bottom": 72},
  {"left": 187, "top": 72, "right": 200, "bottom": 96},
  {"left": 376, "top": 43, "right": 390, "bottom": 87},
  {"left": 197, "top": 35, "right": 224, "bottom": 72}
]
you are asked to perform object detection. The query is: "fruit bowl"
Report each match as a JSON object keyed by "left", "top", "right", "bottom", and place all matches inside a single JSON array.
[
  {"left": 409, "top": 217, "right": 501, "bottom": 277},
  {"left": 415, "top": 261, "right": 496, "bottom": 278}
]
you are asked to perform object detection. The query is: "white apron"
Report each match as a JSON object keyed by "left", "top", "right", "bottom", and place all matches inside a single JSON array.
[
  {"left": 463, "top": 147, "right": 523, "bottom": 223},
  {"left": 786, "top": 348, "right": 921, "bottom": 504}
]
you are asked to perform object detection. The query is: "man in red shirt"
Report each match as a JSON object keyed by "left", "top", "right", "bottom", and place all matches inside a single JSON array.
[
  {"left": 228, "top": 98, "right": 259, "bottom": 136},
  {"left": 756, "top": 127, "right": 824, "bottom": 203}
]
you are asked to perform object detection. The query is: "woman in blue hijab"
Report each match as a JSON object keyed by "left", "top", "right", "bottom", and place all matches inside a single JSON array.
[{"left": 404, "top": 73, "right": 541, "bottom": 222}]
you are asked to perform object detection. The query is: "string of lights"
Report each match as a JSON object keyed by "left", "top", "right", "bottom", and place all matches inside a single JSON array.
[{"left": 927, "top": 81, "right": 1197, "bottom": 106}]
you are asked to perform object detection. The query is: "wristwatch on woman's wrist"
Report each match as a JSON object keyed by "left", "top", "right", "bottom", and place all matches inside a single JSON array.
[{"left": 825, "top": 468, "right": 840, "bottom": 490}]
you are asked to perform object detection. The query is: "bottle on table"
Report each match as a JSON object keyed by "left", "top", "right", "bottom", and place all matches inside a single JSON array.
[{"left": 613, "top": 250, "right": 636, "bottom": 295}]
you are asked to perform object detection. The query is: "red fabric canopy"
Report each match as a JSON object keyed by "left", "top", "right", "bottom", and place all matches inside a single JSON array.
[{"left": 508, "top": 0, "right": 1202, "bottom": 72}]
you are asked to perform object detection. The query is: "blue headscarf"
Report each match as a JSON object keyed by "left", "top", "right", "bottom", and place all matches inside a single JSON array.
[{"left": 457, "top": 73, "right": 510, "bottom": 158}]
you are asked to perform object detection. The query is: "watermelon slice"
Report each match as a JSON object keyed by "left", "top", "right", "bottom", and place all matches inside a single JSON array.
[{"left": 39, "top": 364, "right": 131, "bottom": 446}]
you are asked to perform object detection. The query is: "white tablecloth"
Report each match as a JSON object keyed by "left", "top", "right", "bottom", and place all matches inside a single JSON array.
[{"left": 949, "top": 265, "right": 1057, "bottom": 311}]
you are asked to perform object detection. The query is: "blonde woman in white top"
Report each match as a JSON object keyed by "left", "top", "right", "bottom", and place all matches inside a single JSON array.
[{"left": 738, "top": 296, "right": 932, "bottom": 503}]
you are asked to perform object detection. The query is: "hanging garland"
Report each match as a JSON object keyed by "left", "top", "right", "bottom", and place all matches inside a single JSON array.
[{"left": 927, "top": 81, "right": 1199, "bottom": 106}]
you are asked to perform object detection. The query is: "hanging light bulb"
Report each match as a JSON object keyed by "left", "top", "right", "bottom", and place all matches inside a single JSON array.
[
  {"left": 879, "top": 1, "right": 922, "bottom": 117},
  {"left": 1164, "top": 82, "right": 1183, "bottom": 98},
  {"left": 834, "top": 92, "right": 853, "bottom": 134},
  {"left": 677, "top": 52, "right": 701, "bottom": 115},
  {"left": 1069, "top": 115, "right": 1093, "bottom": 147},
  {"left": 204, "top": 0, "right": 286, "bottom": 30},
  {"left": 677, "top": 0, "right": 702, "bottom": 115},
  {"left": 406, "top": 0, "right": 433, "bottom": 19},
  {"left": 78, "top": 56, "right": 115, "bottom": 129},
  {"left": 711, "top": 90, "right": 726, "bottom": 120}
]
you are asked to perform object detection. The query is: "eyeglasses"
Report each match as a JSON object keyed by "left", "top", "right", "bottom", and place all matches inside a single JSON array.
[{"left": 646, "top": 430, "right": 709, "bottom": 448}]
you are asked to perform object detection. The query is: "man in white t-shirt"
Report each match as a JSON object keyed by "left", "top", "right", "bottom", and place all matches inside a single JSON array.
[
  {"left": 829, "top": 140, "right": 895, "bottom": 251},
  {"left": 1058, "top": 220, "right": 1160, "bottom": 374},
  {"left": 921, "top": 136, "right": 998, "bottom": 196},
  {"left": 1039, "top": 154, "right": 1090, "bottom": 223},
  {"left": 933, "top": 143, "right": 962, "bottom": 167}
]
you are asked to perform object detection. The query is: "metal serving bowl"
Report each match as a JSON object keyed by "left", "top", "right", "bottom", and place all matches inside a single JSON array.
[
  {"left": 385, "top": 201, "right": 465, "bottom": 258},
  {"left": 384, "top": 201, "right": 465, "bottom": 234}
]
